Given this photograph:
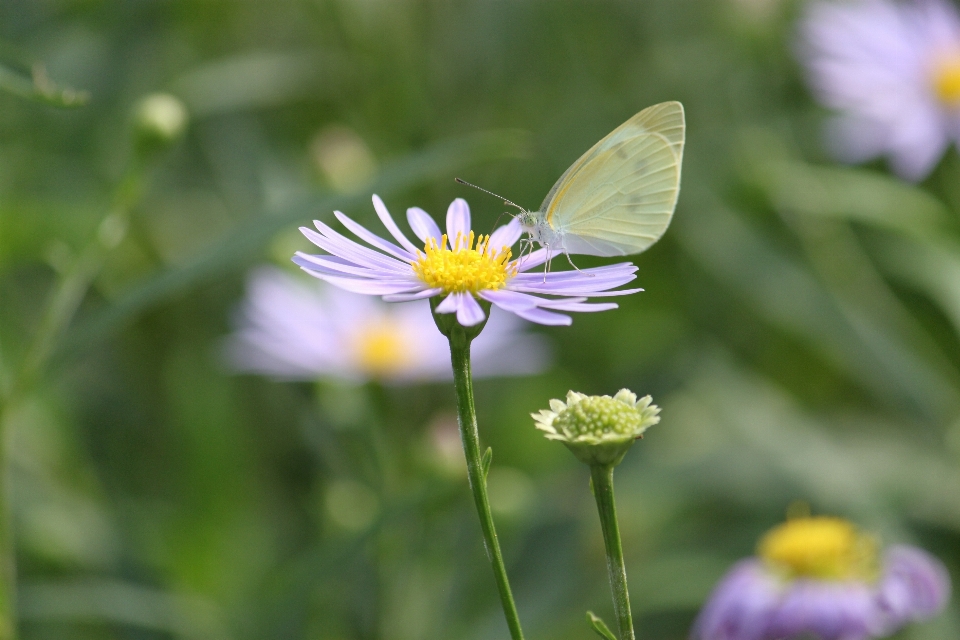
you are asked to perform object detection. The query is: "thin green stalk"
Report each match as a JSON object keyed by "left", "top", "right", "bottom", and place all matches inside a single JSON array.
[
  {"left": 447, "top": 328, "right": 525, "bottom": 640},
  {"left": 0, "top": 415, "right": 13, "bottom": 640},
  {"left": 590, "top": 463, "right": 634, "bottom": 640},
  {"left": 0, "top": 167, "right": 143, "bottom": 640}
]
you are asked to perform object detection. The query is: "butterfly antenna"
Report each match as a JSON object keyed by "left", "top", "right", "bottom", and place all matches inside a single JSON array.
[
  {"left": 455, "top": 178, "right": 527, "bottom": 213},
  {"left": 490, "top": 211, "right": 508, "bottom": 236}
]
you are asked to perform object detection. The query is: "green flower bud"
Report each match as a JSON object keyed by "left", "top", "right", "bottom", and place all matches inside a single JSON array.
[
  {"left": 533, "top": 389, "right": 660, "bottom": 466},
  {"left": 133, "top": 93, "right": 188, "bottom": 156}
]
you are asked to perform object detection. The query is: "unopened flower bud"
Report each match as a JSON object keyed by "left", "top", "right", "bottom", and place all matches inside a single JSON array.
[{"left": 133, "top": 93, "right": 188, "bottom": 154}]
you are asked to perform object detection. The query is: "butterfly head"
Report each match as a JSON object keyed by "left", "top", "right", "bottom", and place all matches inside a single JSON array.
[{"left": 517, "top": 210, "right": 538, "bottom": 232}]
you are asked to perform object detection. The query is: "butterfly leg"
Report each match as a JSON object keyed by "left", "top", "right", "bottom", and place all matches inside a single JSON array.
[
  {"left": 561, "top": 243, "right": 594, "bottom": 277},
  {"left": 542, "top": 246, "right": 553, "bottom": 283}
]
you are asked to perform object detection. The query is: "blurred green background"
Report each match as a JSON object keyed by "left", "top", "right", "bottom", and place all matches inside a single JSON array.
[{"left": 2, "top": 0, "right": 960, "bottom": 639}]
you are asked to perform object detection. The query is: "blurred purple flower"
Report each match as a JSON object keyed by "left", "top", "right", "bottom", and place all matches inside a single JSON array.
[
  {"left": 692, "top": 517, "right": 950, "bottom": 640},
  {"left": 291, "top": 195, "right": 641, "bottom": 327},
  {"left": 798, "top": 0, "right": 960, "bottom": 180},
  {"left": 225, "top": 266, "right": 549, "bottom": 382}
]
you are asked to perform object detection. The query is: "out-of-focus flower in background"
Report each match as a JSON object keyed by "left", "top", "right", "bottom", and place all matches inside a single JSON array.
[
  {"left": 799, "top": 0, "right": 960, "bottom": 180},
  {"left": 310, "top": 125, "right": 378, "bottom": 194},
  {"left": 692, "top": 515, "right": 950, "bottom": 640},
  {"left": 292, "top": 195, "right": 641, "bottom": 327},
  {"left": 224, "top": 266, "right": 549, "bottom": 382}
]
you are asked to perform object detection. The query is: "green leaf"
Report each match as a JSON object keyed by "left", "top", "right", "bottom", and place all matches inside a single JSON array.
[
  {"left": 737, "top": 128, "right": 952, "bottom": 240},
  {"left": 764, "top": 161, "right": 950, "bottom": 239},
  {"left": 586, "top": 611, "right": 617, "bottom": 640},
  {"left": 0, "top": 61, "right": 89, "bottom": 108},
  {"left": 481, "top": 447, "right": 492, "bottom": 479}
]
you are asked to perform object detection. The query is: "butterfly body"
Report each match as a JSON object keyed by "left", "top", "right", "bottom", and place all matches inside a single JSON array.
[{"left": 520, "top": 101, "right": 685, "bottom": 259}]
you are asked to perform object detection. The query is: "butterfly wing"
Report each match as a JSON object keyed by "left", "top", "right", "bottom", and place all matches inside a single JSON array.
[{"left": 540, "top": 101, "right": 685, "bottom": 257}]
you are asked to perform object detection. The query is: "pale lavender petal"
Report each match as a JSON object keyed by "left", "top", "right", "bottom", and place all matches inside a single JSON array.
[
  {"left": 304, "top": 223, "right": 410, "bottom": 273},
  {"left": 479, "top": 289, "right": 546, "bottom": 311},
  {"left": 489, "top": 218, "right": 522, "bottom": 252},
  {"left": 885, "top": 108, "right": 950, "bottom": 181},
  {"left": 224, "top": 267, "right": 349, "bottom": 379},
  {"left": 373, "top": 194, "right": 421, "bottom": 254},
  {"left": 407, "top": 207, "right": 444, "bottom": 246},
  {"left": 382, "top": 288, "right": 443, "bottom": 302},
  {"left": 538, "top": 301, "right": 618, "bottom": 312},
  {"left": 456, "top": 292, "right": 486, "bottom": 326},
  {"left": 515, "top": 248, "right": 550, "bottom": 272},
  {"left": 446, "top": 198, "right": 471, "bottom": 247},
  {"left": 691, "top": 560, "right": 781, "bottom": 640},
  {"left": 513, "top": 262, "right": 638, "bottom": 282},
  {"left": 334, "top": 211, "right": 415, "bottom": 262},
  {"left": 293, "top": 252, "right": 384, "bottom": 278},
  {"left": 876, "top": 545, "right": 951, "bottom": 627},
  {"left": 509, "top": 279, "right": 641, "bottom": 296},
  {"left": 512, "top": 306, "right": 572, "bottom": 326},
  {"left": 300, "top": 270, "right": 423, "bottom": 295},
  {"left": 767, "top": 580, "right": 877, "bottom": 640},
  {"left": 434, "top": 292, "right": 460, "bottom": 314}
]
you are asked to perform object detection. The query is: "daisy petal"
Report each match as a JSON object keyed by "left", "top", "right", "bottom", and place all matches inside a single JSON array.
[
  {"left": 373, "top": 194, "right": 420, "bottom": 254},
  {"left": 513, "top": 306, "right": 573, "bottom": 326},
  {"left": 382, "top": 288, "right": 443, "bottom": 302},
  {"left": 407, "top": 207, "right": 444, "bottom": 246},
  {"left": 456, "top": 293, "right": 487, "bottom": 326},
  {"left": 435, "top": 292, "right": 460, "bottom": 314},
  {"left": 539, "top": 301, "right": 619, "bottom": 312},
  {"left": 489, "top": 218, "right": 522, "bottom": 252},
  {"left": 516, "top": 248, "right": 550, "bottom": 271},
  {"left": 293, "top": 252, "right": 382, "bottom": 277},
  {"left": 301, "top": 270, "right": 423, "bottom": 295},
  {"left": 446, "top": 198, "right": 471, "bottom": 246},
  {"left": 480, "top": 289, "right": 556, "bottom": 311},
  {"left": 305, "top": 223, "right": 409, "bottom": 273},
  {"left": 334, "top": 211, "right": 415, "bottom": 262}
]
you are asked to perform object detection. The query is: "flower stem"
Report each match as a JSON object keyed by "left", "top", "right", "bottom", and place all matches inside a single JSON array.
[
  {"left": 0, "top": 417, "right": 13, "bottom": 640},
  {"left": 447, "top": 328, "right": 525, "bottom": 640},
  {"left": 0, "top": 167, "right": 144, "bottom": 640},
  {"left": 590, "top": 463, "right": 634, "bottom": 640}
]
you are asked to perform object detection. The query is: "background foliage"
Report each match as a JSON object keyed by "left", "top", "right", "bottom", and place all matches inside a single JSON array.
[{"left": 1, "top": 0, "right": 959, "bottom": 639}]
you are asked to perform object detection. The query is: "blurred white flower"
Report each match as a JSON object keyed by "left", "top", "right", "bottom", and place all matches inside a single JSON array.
[
  {"left": 799, "top": 0, "right": 960, "bottom": 180},
  {"left": 225, "top": 266, "right": 550, "bottom": 382}
]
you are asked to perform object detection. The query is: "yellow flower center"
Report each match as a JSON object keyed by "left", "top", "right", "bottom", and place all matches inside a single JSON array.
[
  {"left": 933, "top": 55, "right": 960, "bottom": 107},
  {"left": 758, "top": 516, "right": 878, "bottom": 581},
  {"left": 412, "top": 231, "right": 516, "bottom": 294},
  {"left": 354, "top": 322, "right": 410, "bottom": 377}
]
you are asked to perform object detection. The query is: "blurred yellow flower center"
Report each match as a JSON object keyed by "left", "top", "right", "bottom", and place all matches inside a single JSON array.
[
  {"left": 355, "top": 323, "right": 410, "bottom": 376},
  {"left": 412, "top": 231, "right": 516, "bottom": 294},
  {"left": 933, "top": 56, "right": 960, "bottom": 107},
  {"left": 758, "top": 516, "right": 877, "bottom": 581}
]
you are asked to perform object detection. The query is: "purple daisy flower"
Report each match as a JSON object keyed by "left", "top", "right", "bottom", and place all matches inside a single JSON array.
[
  {"left": 224, "top": 266, "right": 549, "bottom": 382},
  {"left": 798, "top": 0, "right": 960, "bottom": 180},
  {"left": 692, "top": 516, "right": 951, "bottom": 640},
  {"left": 291, "top": 195, "right": 641, "bottom": 327}
]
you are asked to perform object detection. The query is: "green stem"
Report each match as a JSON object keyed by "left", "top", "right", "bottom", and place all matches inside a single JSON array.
[
  {"left": 0, "top": 167, "right": 143, "bottom": 640},
  {"left": 590, "top": 463, "right": 634, "bottom": 640},
  {"left": 0, "top": 414, "right": 13, "bottom": 640},
  {"left": 447, "top": 329, "right": 525, "bottom": 640}
]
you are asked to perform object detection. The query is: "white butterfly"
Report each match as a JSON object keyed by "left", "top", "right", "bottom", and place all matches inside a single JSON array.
[{"left": 462, "top": 101, "right": 685, "bottom": 265}]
